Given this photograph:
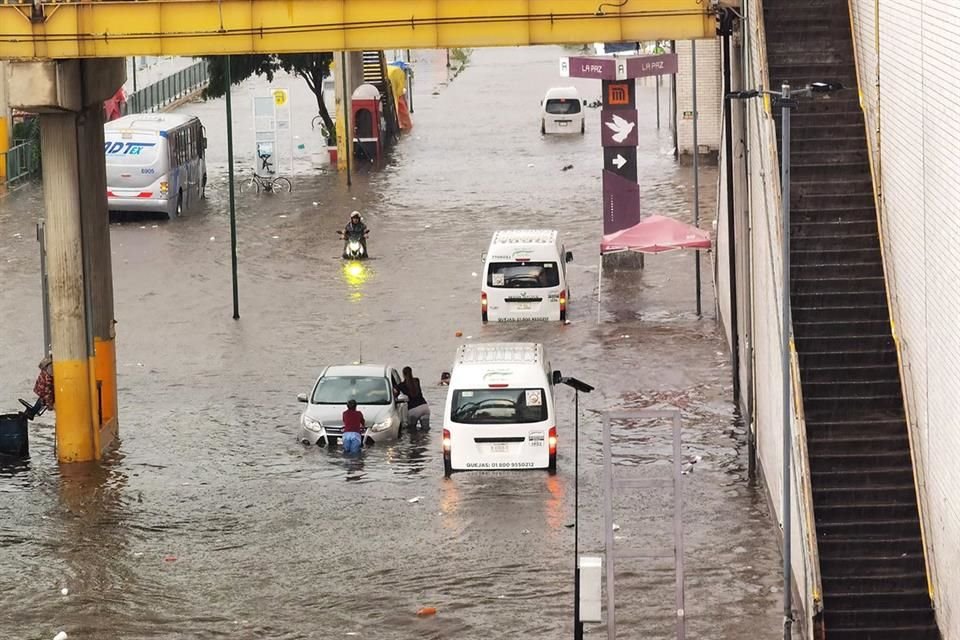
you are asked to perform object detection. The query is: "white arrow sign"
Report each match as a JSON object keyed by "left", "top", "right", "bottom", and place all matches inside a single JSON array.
[{"left": 612, "top": 154, "right": 627, "bottom": 170}]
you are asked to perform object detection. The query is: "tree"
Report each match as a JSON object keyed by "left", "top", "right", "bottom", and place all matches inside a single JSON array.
[{"left": 202, "top": 54, "right": 336, "bottom": 144}]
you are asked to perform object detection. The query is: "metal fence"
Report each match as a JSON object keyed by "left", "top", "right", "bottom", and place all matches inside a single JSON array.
[
  {"left": 1, "top": 136, "right": 41, "bottom": 187},
  {"left": 123, "top": 60, "right": 210, "bottom": 115}
]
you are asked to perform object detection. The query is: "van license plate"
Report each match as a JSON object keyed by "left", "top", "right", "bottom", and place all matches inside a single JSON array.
[
  {"left": 513, "top": 303, "right": 532, "bottom": 311},
  {"left": 491, "top": 444, "right": 509, "bottom": 453},
  {"left": 558, "top": 121, "right": 568, "bottom": 127}
]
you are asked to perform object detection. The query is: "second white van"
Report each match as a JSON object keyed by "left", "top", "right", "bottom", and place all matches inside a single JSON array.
[
  {"left": 540, "top": 86, "right": 585, "bottom": 135},
  {"left": 442, "top": 342, "right": 559, "bottom": 476},
  {"left": 481, "top": 229, "right": 573, "bottom": 323}
]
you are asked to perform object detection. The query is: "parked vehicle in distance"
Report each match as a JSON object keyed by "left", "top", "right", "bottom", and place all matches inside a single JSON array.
[
  {"left": 441, "top": 342, "right": 560, "bottom": 477},
  {"left": 105, "top": 113, "right": 207, "bottom": 219},
  {"left": 297, "top": 364, "right": 408, "bottom": 447},
  {"left": 540, "top": 87, "right": 585, "bottom": 135},
  {"left": 481, "top": 229, "right": 573, "bottom": 323}
]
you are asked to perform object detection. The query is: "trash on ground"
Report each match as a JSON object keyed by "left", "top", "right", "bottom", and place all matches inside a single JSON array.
[
  {"left": 417, "top": 607, "right": 437, "bottom": 617},
  {"left": 60, "top": 587, "right": 69, "bottom": 596},
  {"left": 408, "top": 496, "right": 423, "bottom": 503}
]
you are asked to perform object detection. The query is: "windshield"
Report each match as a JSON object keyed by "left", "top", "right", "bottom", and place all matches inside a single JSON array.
[
  {"left": 545, "top": 99, "right": 581, "bottom": 115},
  {"left": 487, "top": 262, "right": 560, "bottom": 288},
  {"left": 104, "top": 136, "right": 162, "bottom": 167},
  {"left": 450, "top": 388, "right": 548, "bottom": 424},
  {"left": 311, "top": 376, "right": 391, "bottom": 405}
]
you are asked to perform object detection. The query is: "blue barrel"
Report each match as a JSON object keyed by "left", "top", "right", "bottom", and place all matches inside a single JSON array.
[{"left": 0, "top": 413, "right": 29, "bottom": 458}]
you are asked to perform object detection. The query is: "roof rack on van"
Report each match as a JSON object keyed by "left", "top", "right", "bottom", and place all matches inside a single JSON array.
[
  {"left": 456, "top": 342, "right": 542, "bottom": 365},
  {"left": 490, "top": 229, "right": 557, "bottom": 245}
]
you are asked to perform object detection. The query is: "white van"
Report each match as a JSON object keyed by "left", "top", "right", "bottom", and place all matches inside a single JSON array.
[
  {"left": 442, "top": 343, "right": 559, "bottom": 476},
  {"left": 481, "top": 229, "right": 573, "bottom": 323},
  {"left": 540, "top": 86, "right": 585, "bottom": 135},
  {"left": 105, "top": 113, "right": 207, "bottom": 219}
]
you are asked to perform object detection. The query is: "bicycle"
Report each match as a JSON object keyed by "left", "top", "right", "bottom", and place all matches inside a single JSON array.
[{"left": 240, "top": 172, "right": 293, "bottom": 194}]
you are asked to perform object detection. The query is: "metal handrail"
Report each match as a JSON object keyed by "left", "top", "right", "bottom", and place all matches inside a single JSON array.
[
  {"left": 1, "top": 137, "right": 40, "bottom": 186},
  {"left": 122, "top": 60, "right": 210, "bottom": 116},
  {"left": 790, "top": 341, "right": 824, "bottom": 620}
]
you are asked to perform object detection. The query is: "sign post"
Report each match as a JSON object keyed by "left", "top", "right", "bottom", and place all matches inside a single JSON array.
[{"left": 560, "top": 53, "right": 679, "bottom": 251}]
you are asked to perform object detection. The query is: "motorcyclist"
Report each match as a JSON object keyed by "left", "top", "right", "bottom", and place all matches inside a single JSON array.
[{"left": 341, "top": 211, "right": 369, "bottom": 258}]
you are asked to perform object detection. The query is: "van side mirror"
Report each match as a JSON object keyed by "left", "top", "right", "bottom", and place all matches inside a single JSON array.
[
  {"left": 481, "top": 250, "right": 487, "bottom": 263},
  {"left": 397, "top": 393, "right": 409, "bottom": 404},
  {"left": 565, "top": 251, "right": 574, "bottom": 263},
  {"left": 552, "top": 370, "right": 563, "bottom": 385},
  {"left": 203, "top": 138, "right": 208, "bottom": 150},
  {"left": 297, "top": 393, "right": 308, "bottom": 403}
]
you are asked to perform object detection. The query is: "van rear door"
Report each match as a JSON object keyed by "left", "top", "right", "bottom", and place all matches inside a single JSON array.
[
  {"left": 485, "top": 260, "right": 563, "bottom": 321},
  {"left": 448, "top": 387, "right": 552, "bottom": 470}
]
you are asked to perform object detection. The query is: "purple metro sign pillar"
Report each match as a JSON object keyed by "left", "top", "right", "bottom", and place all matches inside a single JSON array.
[
  {"left": 600, "top": 80, "right": 640, "bottom": 235},
  {"left": 560, "top": 53, "right": 679, "bottom": 236}
]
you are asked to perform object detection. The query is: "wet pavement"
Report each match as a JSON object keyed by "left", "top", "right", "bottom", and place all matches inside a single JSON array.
[{"left": 1, "top": 47, "right": 783, "bottom": 639}]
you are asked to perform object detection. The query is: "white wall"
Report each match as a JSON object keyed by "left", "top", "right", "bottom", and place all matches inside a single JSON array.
[
  {"left": 850, "top": 0, "right": 960, "bottom": 636},
  {"left": 676, "top": 39, "right": 722, "bottom": 157}
]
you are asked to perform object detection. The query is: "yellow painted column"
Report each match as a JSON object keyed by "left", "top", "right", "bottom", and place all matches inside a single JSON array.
[
  {"left": 39, "top": 112, "right": 97, "bottom": 463},
  {"left": 78, "top": 104, "right": 119, "bottom": 452},
  {"left": 0, "top": 116, "right": 8, "bottom": 181}
]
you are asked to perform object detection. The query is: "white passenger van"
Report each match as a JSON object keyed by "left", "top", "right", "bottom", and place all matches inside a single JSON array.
[
  {"left": 540, "top": 86, "right": 585, "bottom": 135},
  {"left": 481, "top": 229, "right": 573, "bottom": 323},
  {"left": 105, "top": 113, "right": 207, "bottom": 219},
  {"left": 442, "top": 343, "right": 559, "bottom": 476}
]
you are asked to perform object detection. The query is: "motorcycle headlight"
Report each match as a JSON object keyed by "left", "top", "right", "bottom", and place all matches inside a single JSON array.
[
  {"left": 371, "top": 416, "right": 394, "bottom": 433},
  {"left": 301, "top": 415, "right": 323, "bottom": 432}
]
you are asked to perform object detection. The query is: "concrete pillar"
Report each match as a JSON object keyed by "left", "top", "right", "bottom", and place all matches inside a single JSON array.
[
  {"left": 335, "top": 51, "right": 365, "bottom": 171},
  {"left": 77, "top": 104, "right": 119, "bottom": 448},
  {"left": 8, "top": 58, "right": 124, "bottom": 462},
  {"left": 39, "top": 112, "right": 98, "bottom": 462}
]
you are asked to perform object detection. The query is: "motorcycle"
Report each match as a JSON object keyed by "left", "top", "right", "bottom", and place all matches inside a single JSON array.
[{"left": 338, "top": 229, "right": 369, "bottom": 260}]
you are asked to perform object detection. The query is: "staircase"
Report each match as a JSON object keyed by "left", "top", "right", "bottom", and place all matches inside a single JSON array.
[
  {"left": 762, "top": 0, "right": 941, "bottom": 637},
  {"left": 361, "top": 50, "right": 400, "bottom": 143}
]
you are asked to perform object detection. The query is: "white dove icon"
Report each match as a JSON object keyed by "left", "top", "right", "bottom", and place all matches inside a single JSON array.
[{"left": 605, "top": 114, "right": 636, "bottom": 143}]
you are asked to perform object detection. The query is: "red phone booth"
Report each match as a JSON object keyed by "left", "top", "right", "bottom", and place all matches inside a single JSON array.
[{"left": 351, "top": 84, "right": 382, "bottom": 163}]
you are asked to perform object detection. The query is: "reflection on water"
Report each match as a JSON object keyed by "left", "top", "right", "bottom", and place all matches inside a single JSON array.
[{"left": 342, "top": 259, "right": 373, "bottom": 302}]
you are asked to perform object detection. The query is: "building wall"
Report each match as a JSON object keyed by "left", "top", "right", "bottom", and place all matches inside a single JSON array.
[
  {"left": 675, "top": 39, "right": 722, "bottom": 159},
  {"left": 850, "top": 0, "right": 960, "bottom": 636}
]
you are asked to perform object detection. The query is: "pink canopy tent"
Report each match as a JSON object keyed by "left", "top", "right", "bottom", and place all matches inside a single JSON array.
[
  {"left": 597, "top": 215, "right": 712, "bottom": 320},
  {"left": 601, "top": 214, "right": 711, "bottom": 254}
]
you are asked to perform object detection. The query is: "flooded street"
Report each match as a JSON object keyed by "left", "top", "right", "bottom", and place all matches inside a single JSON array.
[{"left": 1, "top": 47, "right": 783, "bottom": 638}]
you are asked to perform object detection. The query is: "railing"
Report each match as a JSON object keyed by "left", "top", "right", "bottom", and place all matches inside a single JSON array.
[
  {"left": 122, "top": 60, "right": 210, "bottom": 115},
  {"left": 790, "top": 341, "right": 825, "bottom": 633},
  {"left": 1, "top": 136, "right": 41, "bottom": 187}
]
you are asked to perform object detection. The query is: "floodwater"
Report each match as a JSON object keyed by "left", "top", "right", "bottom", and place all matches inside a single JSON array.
[{"left": 0, "top": 47, "right": 783, "bottom": 639}]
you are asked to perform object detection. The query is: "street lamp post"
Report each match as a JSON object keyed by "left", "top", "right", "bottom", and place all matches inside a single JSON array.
[
  {"left": 554, "top": 373, "right": 595, "bottom": 640},
  {"left": 726, "top": 80, "right": 842, "bottom": 640}
]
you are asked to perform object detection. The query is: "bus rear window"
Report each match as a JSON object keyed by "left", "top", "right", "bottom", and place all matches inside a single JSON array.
[
  {"left": 451, "top": 388, "right": 548, "bottom": 424},
  {"left": 545, "top": 99, "right": 581, "bottom": 115},
  {"left": 104, "top": 137, "right": 160, "bottom": 166},
  {"left": 487, "top": 262, "right": 560, "bottom": 288}
]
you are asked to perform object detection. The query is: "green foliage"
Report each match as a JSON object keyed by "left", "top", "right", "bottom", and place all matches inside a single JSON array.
[
  {"left": 450, "top": 48, "right": 473, "bottom": 66},
  {"left": 202, "top": 54, "right": 336, "bottom": 143}
]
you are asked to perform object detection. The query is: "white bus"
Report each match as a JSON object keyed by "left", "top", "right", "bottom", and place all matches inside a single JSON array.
[
  {"left": 442, "top": 343, "right": 559, "bottom": 476},
  {"left": 105, "top": 114, "right": 207, "bottom": 219}
]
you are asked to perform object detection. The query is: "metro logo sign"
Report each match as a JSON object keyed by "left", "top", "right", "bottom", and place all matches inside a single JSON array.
[{"left": 104, "top": 141, "right": 156, "bottom": 155}]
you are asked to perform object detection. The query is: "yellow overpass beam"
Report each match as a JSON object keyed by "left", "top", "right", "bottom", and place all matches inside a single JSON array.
[{"left": 0, "top": 0, "right": 716, "bottom": 60}]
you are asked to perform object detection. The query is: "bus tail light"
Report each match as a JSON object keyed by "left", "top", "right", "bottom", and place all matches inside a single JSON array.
[
  {"left": 548, "top": 426, "right": 558, "bottom": 455},
  {"left": 442, "top": 429, "right": 452, "bottom": 456},
  {"left": 159, "top": 181, "right": 169, "bottom": 194}
]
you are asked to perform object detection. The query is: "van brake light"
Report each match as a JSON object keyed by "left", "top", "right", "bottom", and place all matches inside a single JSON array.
[
  {"left": 442, "top": 429, "right": 452, "bottom": 454},
  {"left": 548, "top": 426, "right": 558, "bottom": 455},
  {"left": 515, "top": 257, "right": 530, "bottom": 262},
  {"left": 488, "top": 383, "right": 509, "bottom": 388},
  {"left": 481, "top": 292, "right": 488, "bottom": 307}
]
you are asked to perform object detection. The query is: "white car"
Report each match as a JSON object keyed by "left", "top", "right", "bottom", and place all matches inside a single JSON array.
[{"left": 297, "top": 364, "right": 408, "bottom": 446}]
